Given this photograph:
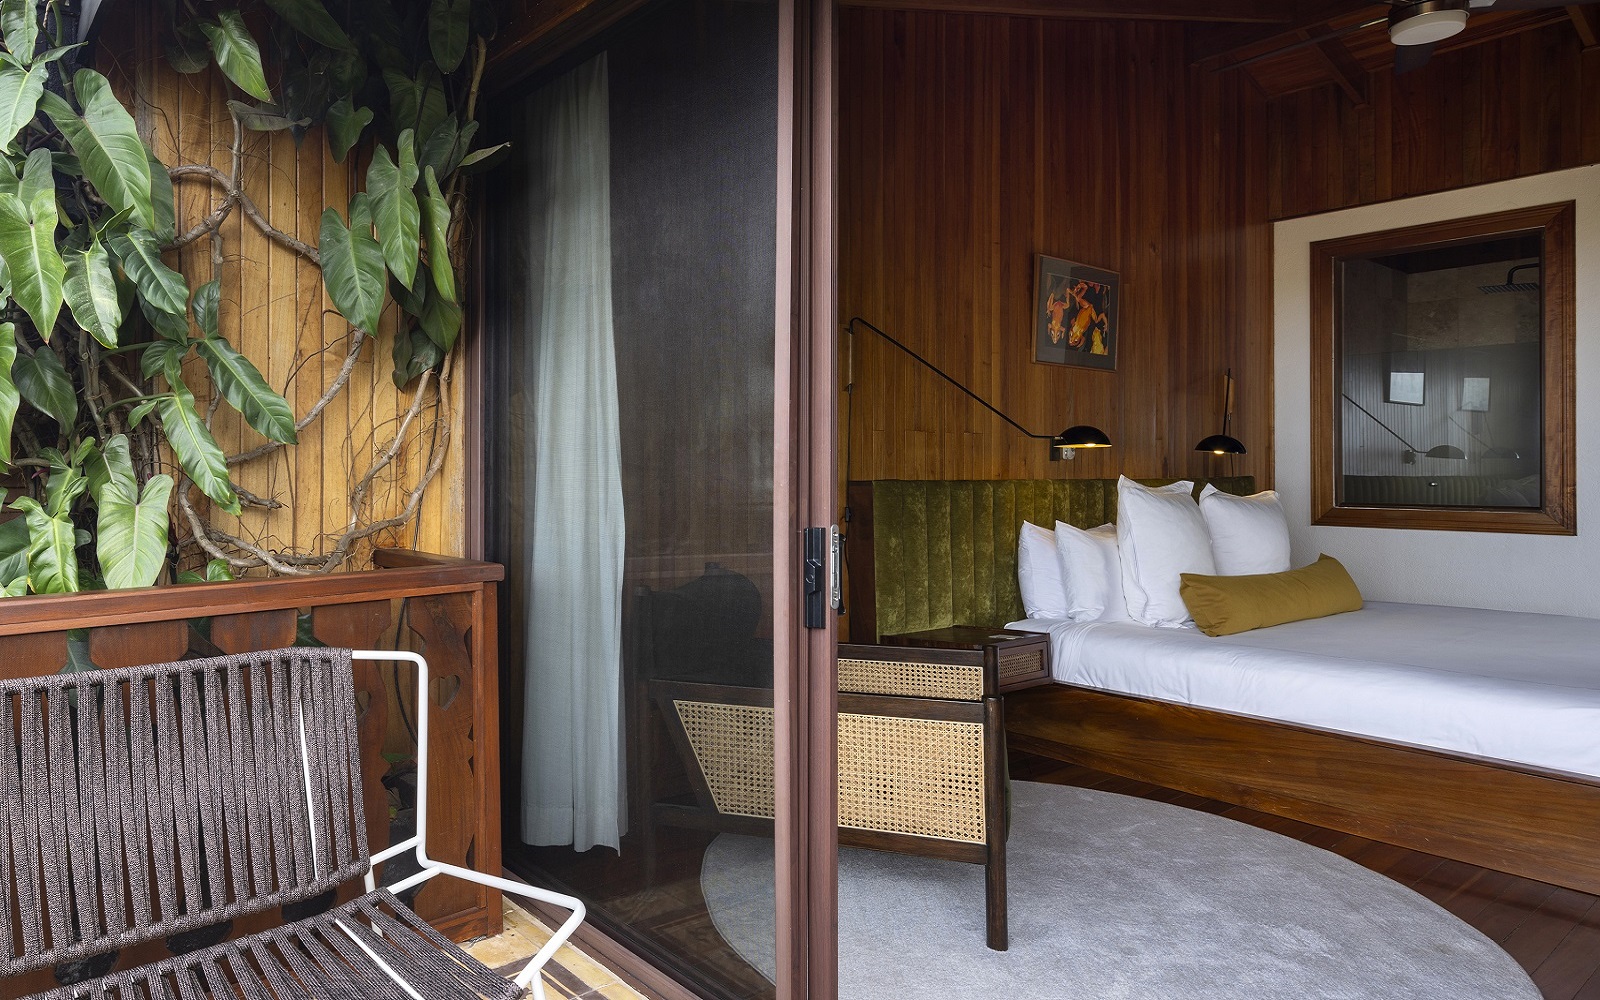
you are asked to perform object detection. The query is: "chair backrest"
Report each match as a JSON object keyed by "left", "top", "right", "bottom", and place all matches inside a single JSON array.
[{"left": 0, "top": 647, "right": 370, "bottom": 977}]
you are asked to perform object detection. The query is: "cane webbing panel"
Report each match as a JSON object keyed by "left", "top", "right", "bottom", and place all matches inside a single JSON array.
[
  {"left": 675, "top": 700, "right": 777, "bottom": 818},
  {"left": 673, "top": 699, "right": 988, "bottom": 842},
  {"left": 998, "top": 648, "right": 1045, "bottom": 683},
  {"left": 22, "top": 890, "right": 516, "bottom": 1000},
  {"left": 0, "top": 648, "right": 369, "bottom": 977},
  {"left": 837, "top": 656, "right": 983, "bottom": 701},
  {"left": 838, "top": 713, "right": 987, "bottom": 843}
]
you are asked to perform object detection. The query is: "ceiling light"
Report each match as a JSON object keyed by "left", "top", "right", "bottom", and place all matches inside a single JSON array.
[{"left": 1389, "top": 2, "right": 1469, "bottom": 47}]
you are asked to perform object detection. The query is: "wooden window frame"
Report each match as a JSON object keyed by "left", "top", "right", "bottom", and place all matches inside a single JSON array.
[{"left": 1309, "top": 202, "right": 1576, "bottom": 535}]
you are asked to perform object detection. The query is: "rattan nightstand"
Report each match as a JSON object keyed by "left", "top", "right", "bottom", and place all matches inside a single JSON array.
[{"left": 880, "top": 625, "right": 1052, "bottom": 693}]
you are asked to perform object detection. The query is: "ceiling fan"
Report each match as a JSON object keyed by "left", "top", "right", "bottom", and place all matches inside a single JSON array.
[{"left": 1234, "top": 0, "right": 1599, "bottom": 75}]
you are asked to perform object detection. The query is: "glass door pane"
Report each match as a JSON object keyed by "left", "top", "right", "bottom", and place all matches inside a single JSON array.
[{"left": 480, "top": 4, "right": 788, "bottom": 997}]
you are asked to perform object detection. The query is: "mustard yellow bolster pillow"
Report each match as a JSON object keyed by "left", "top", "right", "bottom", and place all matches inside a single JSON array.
[{"left": 1179, "top": 554, "right": 1363, "bottom": 637}]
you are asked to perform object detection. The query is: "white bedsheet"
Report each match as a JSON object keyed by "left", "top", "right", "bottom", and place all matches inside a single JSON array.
[{"left": 1005, "top": 602, "right": 1600, "bottom": 779}]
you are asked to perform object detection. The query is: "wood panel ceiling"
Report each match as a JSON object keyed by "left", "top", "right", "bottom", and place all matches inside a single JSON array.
[{"left": 492, "top": 0, "right": 1594, "bottom": 102}]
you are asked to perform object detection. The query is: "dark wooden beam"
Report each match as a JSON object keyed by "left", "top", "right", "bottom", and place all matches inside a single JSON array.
[
  {"left": 1569, "top": 4, "right": 1600, "bottom": 49},
  {"left": 836, "top": 0, "right": 1297, "bottom": 24},
  {"left": 1313, "top": 33, "right": 1369, "bottom": 105},
  {"left": 1188, "top": 0, "right": 1373, "bottom": 67}
]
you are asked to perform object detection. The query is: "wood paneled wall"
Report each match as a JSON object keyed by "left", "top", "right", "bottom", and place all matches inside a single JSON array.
[
  {"left": 1267, "top": 21, "right": 1600, "bottom": 220},
  {"left": 839, "top": 11, "right": 1274, "bottom": 493},
  {"left": 103, "top": 9, "right": 466, "bottom": 573}
]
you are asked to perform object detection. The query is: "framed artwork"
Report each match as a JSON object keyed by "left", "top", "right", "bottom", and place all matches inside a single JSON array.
[
  {"left": 1461, "top": 377, "right": 1491, "bottom": 412},
  {"left": 1387, "top": 371, "right": 1425, "bottom": 406},
  {"left": 1034, "top": 255, "right": 1119, "bottom": 370}
]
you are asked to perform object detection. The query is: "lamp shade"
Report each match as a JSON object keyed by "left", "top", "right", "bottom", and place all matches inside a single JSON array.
[
  {"left": 1056, "top": 425, "right": 1111, "bottom": 449},
  {"left": 1195, "top": 433, "right": 1247, "bottom": 456},
  {"left": 1424, "top": 444, "right": 1466, "bottom": 460}
]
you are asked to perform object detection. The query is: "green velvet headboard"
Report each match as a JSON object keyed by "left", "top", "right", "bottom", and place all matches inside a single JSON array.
[{"left": 844, "top": 477, "right": 1256, "bottom": 642}]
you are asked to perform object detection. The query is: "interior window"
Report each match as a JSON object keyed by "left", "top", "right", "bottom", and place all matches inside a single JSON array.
[{"left": 1310, "top": 203, "right": 1575, "bottom": 534}]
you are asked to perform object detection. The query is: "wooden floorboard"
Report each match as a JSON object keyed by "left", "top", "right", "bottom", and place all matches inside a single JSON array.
[{"left": 1015, "top": 750, "right": 1600, "bottom": 1000}]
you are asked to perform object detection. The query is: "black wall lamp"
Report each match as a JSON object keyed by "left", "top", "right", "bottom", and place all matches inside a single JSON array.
[
  {"left": 846, "top": 317, "right": 1111, "bottom": 461},
  {"left": 1194, "top": 369, "right": 1247, "bottom": 456},
  {"left": 1341, "top": 393, "right": 1465, "bottom": 463}
]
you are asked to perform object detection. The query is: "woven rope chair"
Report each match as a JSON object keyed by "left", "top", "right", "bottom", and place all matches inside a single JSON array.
[{"left": 0, "top": 647, "right": 584, "bottom": 1000}]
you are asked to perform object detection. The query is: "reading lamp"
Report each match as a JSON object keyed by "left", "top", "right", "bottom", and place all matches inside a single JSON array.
[
  {"left": 1194, "top": 368, "right": 1247, "bottom": 456},
  {"left": 1341, "top": 393, "right": 1465, "bottom": 463},
  {"left": 846, "top": 317, "right": 1111, "bottom": 460}
]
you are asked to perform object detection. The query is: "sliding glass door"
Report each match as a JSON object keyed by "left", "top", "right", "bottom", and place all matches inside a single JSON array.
[{"left": 478, "top": 2, "right": 835, "bottom": 997}]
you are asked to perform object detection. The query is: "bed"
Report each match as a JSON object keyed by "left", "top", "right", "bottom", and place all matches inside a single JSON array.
[{"left": 845, "top": 478, "right": 1600, "bottom": 896}]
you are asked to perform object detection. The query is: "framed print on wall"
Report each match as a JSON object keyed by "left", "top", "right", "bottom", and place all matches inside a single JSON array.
[
  {"left": 1387, "top": 370, "right": 1425, "bottom": 405},
  {"left": 1034, "top": 254, "right": 1119, "bottom": 370}
]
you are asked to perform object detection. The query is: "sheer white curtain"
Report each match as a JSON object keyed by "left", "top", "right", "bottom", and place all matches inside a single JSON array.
[{"left": 520, "top": 53, "right": 626, "bottom": 852}]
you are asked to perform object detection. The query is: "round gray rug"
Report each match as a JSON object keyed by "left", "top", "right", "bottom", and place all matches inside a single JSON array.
[{"left": 701, "top": 781, "right": 1540, "bottom": 999}]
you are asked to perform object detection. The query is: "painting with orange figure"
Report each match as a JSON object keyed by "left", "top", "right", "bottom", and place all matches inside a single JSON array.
[{"left": 1034, "top": 255, "right": 1119, "bottom": 371}]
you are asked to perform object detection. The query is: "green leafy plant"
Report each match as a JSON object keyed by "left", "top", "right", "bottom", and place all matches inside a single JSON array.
[{"left": 0, "top": 0, "right": 497, "bottom": 594}]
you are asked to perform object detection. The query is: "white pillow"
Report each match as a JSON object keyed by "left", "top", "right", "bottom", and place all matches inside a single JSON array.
[
  {"left": 1199, "top": 485, "right": 1291, "bottom": 576},
  {"left": 1017, "top": 521, "right": 1069, "bottom": 619},
  {"left": 1054, "top": 521, "right": 1130, "bottom": 622},
  {"left": 1115, "top": 477, "right": 1215, "bottom": 627}
]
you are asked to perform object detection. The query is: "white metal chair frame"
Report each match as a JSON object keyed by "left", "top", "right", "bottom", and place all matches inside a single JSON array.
[{"left": 350, "top": 651, "right": 587, "bottom": 1000}]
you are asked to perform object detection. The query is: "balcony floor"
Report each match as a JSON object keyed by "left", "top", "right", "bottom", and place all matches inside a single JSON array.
[{"left": 466, "top": 898, "right": 645, "bottom": 1000}]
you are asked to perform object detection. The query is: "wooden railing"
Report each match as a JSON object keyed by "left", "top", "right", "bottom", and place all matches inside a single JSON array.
[{"left": 0, "top": 549, "right": 504, "bottom": 945}]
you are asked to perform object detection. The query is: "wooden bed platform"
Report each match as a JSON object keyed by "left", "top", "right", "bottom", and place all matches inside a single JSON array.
[
  {"left": 846, "top": 477, "right": 1600, "bottom": 898},
  {"left": 1005, "top": 683, "right": 1600, "bottom": 896}
]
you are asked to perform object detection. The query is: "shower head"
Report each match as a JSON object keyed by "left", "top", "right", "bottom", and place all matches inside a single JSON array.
[{"left": 1479, "top": 262, "right": 1540, "bottom": 294}]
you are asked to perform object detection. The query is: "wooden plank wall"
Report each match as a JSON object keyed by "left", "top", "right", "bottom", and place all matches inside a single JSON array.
[
  {"left": 100, "top": 8, "right": 467, "bottom": 574},
  {"left": 838, "top": 11, "right": 1274, "bottom": 495},
  {"left": 1267, "top": 20, "right": 1600, "bottom": 220}
]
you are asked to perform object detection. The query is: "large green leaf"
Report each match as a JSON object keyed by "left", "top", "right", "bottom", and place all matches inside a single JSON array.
[
  {"left": 326, "top": 96, "right": 373, "bottom": 163},
  {"left": 391, "top": 323, "right": 442, "bottom": 390},
  {"left": 110, "top": 229, "right": 188, "bottom": 318},
  {"left": 226, "top": 99, "right": 307, "bottom": 133},
  {"left": 263, "top": 0, "right": 355, "bottom": 51},
  {"left": 200, "top": 11, "right": 273, "bottom": 103},
  {"left": 40, "top": 73, "right": 154, "bottom": 230},
  {"left": 367, "top": 131, "right": 419, "bottom": 287},
  {"left": 191, "top": 277, "right": 220, "bottom": 337},
  {"left": 157, "top": 381, "right": 239, "bottom": 515},
  {"left": 16, "top": 144, "right": 49, "bottom": 204},
  {"left": 420, "top": 167, "right": 455, "bottom": 304},
  {"left": 147, "top": 147, "right": 175, "bottom": 244},
  {"left": 0, "top": 322, "right": 15, "bottom": 466},
  {"left": 0, "top": 0, "right": 36, "bottom": 64},
  {"left": 13, "top": 347, "right": 75, "bottom": 429},
  {"left": 84, "top": 432, "right": 135, "bottom": 500},
  {"left": 0, "top": 515, "right": 27, "bottom": 588},
  {"left": 63, "top": 236, "right": 121, "bottom": 347},
  {"left": 96, "top": 468, "right": 174, "bottom": 590},
  {"left": 140, "top": 335, "right": 188, "bottom": 382},
  {"left": 384, "top": 66, "right": 445, "bottom": 140},
  {"left": 428, "top": 0, "right": 470, "bottom": 73},
  {"left": 196, "top": 336, "right": 297, "bottom": 444},
  {"left": 165, "top": 21, "right": 210, "bottom": 75},
  {"left": 41, "top": 447, "right": 87, "bottom": 517},
  {"left": 0, "top": 188, "right": 63, "bottom": 336},
  {"left": 418, "top": 116, "right": 476, "bottom": 181},
  {"left": 319, "top": 204, "right": 386, "bottom": 334},
  {"left": 418, "top": 272, "right": 463, "bottom": 352},
  {"left": 9, "top": 497, "right": 78, "bottom": 594},
  {"left": 0, "top": 62, "right": 44, "bottom": 150}
]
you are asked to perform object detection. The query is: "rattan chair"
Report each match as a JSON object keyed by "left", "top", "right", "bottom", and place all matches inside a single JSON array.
[{"left": 0, "top": 647, "right": 584, "bottom": 1000}]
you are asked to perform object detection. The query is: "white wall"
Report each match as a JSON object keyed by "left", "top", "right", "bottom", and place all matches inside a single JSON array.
[{"left": 1274, "top": 165, "right": 1600, "bottom": 618}]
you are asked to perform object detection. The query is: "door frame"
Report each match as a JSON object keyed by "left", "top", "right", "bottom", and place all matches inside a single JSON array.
[{"left": 469, "top": 3, "right": 840, "bottom": 998}]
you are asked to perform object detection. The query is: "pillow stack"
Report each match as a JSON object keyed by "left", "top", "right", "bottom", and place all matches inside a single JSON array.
[{"left": 1015, "top": 476, "right": 1356, "bottom": 634}]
